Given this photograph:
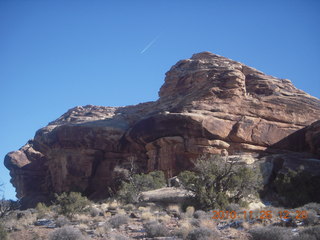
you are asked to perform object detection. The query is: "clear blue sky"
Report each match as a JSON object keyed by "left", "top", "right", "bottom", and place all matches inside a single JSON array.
[{"left": 1, "top": 0, "right": 319, "bottom": 200}]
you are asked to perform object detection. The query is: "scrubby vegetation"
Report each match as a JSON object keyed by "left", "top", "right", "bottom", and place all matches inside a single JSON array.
[
  {"left": 55, "top": 192, "right": 91, "bottom": 218},
  {"left": 302, "top": 202, "right": 320, "bottom": 214},
  {"left": 108, "top": 214, "right": 129, "bottom": 228},
  {"left": 117, "top": 170, "right": 166, "bottom": 203},
  {"left": 294, "top": 226, "right": 320, "bottom": 240},
  {"left": 0, "top": 199, "right": 19, "bottom": 218},
  {"left": 48, "top": 226, "right": 86, "bottom": 240},
  {"left": 0, "top": 167, "right": 319, "bottom": 240},
  {"left": 0, "top": 221, "right": 7, "bottom": 240},
  {"left": 248, "top": 226, "right": 292, "bottom": 240},
  {"left": 0, "top": 195, "right": 319, "bottom": 240},
  {"left": 35, "top": 202, "right": 50, "bottom": 219},
  {"left": 55, "top": 216, "right": 70, "bottom": 227},
  {"left": 178, "top": 155, "right": 263, "bottom": 210},
  {"left": 144, "top": 220, "right": 168, "bottom": 238},
  {"left": 186, "top": 226, "right": 216, "bottom": 240},
  {"left": 193, "top": 210, "right": 207, "bottom": 219},
  {"left": 274, "top": 168, "right": 320, "bottom": 207}
]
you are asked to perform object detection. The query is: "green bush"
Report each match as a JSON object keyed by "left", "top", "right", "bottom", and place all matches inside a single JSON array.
[
  {"left": 117, "top": 171, "right": 166, "bottom": 203},
  {"left": 178, "top": 155, "right": 262, "bottom": 210},
  {"left": 0, "top": 222, "right": 7, "bottom": 240},
  {"left": 274, "top": 169, "right": 320, "bottom": 208},
  {"left": 55, "top": 192, "right": 90, "bottom": 218},
  {"left": 36, "top": 202, "right": 50, "bottom": 219}
]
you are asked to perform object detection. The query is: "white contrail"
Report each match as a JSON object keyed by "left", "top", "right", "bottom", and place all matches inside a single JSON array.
[{"left": 140, "top": 35, "right": 160, "bottom": 54}]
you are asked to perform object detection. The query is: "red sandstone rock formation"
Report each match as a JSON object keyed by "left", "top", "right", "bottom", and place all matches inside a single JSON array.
[{"left": 4, "top": 52, "right": 320, "bottom": 207}]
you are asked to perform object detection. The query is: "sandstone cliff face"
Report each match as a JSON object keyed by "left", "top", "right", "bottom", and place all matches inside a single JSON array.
[{"left": 4, "top": 52, "right": 320, "bottom": 207}]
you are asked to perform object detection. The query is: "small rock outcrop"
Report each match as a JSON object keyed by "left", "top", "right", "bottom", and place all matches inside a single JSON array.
[
  {"left": 4, "top": 52, "right": 320, "bottom": 207},
  {"left": 140, "top": 187, "right": 194, "bottom": 204}
]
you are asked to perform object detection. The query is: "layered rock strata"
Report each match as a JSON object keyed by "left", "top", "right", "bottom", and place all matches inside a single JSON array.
[{"left": 4, "top": 52, "right": 320, "bottom": 207}]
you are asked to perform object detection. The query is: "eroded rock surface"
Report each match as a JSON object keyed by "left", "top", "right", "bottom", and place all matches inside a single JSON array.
[{"left": 4, "top": 52, "right": 320, "bottom": 207}]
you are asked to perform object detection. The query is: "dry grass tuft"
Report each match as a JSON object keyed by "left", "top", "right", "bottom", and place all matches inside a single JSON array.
[
  {"left": 116, "top": 208, "right": 126, "bottom": 215},
  {"left": 73, "top": 213, "right": 91, "bottom": 224},
  {"left": 227, "top": 228, "right": 252, "bottom": 240},
  {"left": 123, "top": 204, "right": 135, "bottom": 211},
  {"left": 174, "top": 220, "right": 194, "bottom": 239},
  {"left": 199, "top": 218, "right": 217, "bottom": 229},
  {"left": 157, "top": 213, "right": 171, "bottom": 223},
  {"left": 109, "top": 201, "right": 120, "bottom": 210},
  {"left": 141, "top": 211, "right": 154, "bottom": 221},
  {"left": 76, "top": 223, "right": 89, "bottom": 231},
  {"left": 185, "top": 206, "right": 195, "bottom": 218},
  {"left": 167, "top": 204, "right": 181, "bottom": 216}
]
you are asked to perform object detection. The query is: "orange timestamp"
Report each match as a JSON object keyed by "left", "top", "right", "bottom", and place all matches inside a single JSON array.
[{"left": 212, "top": 210, "right": 308, "bottom": 220}]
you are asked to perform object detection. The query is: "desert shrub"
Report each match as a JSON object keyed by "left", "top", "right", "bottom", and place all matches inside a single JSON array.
[
  {"left": 293, "top": 233, "right": 317, "bottom": 240},
  {"left": 186, "top": 226, "right": 216, "bottom": 240},
  {"left": 167, "top": 204, "right": 181, "bottom": 217},
  {"left": 0, "top": 199, "right": 18, "bottom": 218},
  {"left": 303, "top": 210, "right": 318, "bottom": 226},
  {"left": 239, "top": 199, "right": 250, "bottom": 208},
  {"left": 95, "top": 222, "right": 112, "bottom": 235},
  {"left": 55, "top": 192, "right": 90, "bottom": 218},
  {"left": 109, "top": 214, "right": 129, "bottom": 228},
  {"left": 301, "top": 202, "right": 320, "bottom": 214},
  {"left": 117, "top": 171, "right": 166, "bottom": 203},
  {"left": 274, "top": 169, "right": 320, "bottom": 207},
  {"left": 226, "top": 203, "right": 241, "bottom": 212},
  {"left": 48, "top": 226, "right": 86, "bottom": 240},
  {"left": 193, "top": 210, "right": 207, "bottom": 219},
  {"left": 144, "top": 221, "right": 168, "bottom": 238},
  {"left": 141, "top": 211, "right": 154, "bottom": 221},
  {"left": 36, "top": 202, "right": 50, "bottom": 219},
  {"left": 55, "top": 216, "right": 70, "bottom": 227},
  {"left": 110, "top": 233, "right": 129, "bottom": 240},
  {"left": 174, "top": 228, "right": 192, "bottom": 239},
  {"left": 0, "top": 222, "right": 7, "bottom": 240},
  {"left": 89, "top": 207, "right": 100, "bottom": 217},
  {"left": 249, "top": 226, "right": 292, "bottom": 240},
  {"left": 178, "top": 171, "right": 197, "bottom": 190},
  {"left": 190, "top": 218, "right": 201, "bottom": 227},
  {"left": 157, "top": 213, "right": 171, "bottom": 223},
  {"left": 179, "top": 155, "right": 262, "bottom": 210},
  {"left": 103, "top": 222, "right": 112, "bottom": 232},
  {"left": 147, "top": 171, "right": 167, "bottom": 188},
  {"left": 112, "top": 167, "right": 130, "bottom": 186},
  {"left": 297, "top": 226, "right": 320, "bottom": 239},
  {"left": 123, "top": 204, "right": 135, "bottom": 211}
]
